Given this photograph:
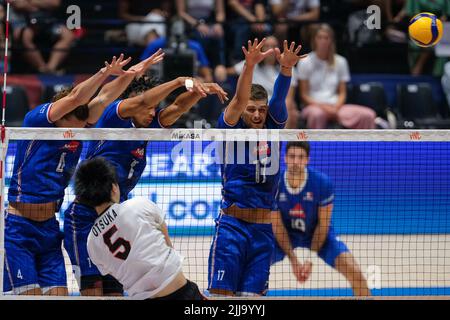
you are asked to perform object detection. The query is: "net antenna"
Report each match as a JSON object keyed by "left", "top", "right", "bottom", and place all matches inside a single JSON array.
[{"left": 0, "top": 0, "right": 10, "bottom": 297}]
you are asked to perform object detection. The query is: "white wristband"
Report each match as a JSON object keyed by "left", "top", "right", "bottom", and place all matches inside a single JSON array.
[{"left": 185, "top": 78, "right": 194, "bottom": 90}]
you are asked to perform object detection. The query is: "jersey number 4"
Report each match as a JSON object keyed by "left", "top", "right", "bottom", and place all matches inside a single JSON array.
[{"left": 103, "top": 225, "right": 131, "bottom": 260}]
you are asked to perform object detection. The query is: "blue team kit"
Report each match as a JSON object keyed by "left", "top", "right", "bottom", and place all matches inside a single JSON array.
[{"left": 64, "top": 100, "right": 164, "bottom": 280}]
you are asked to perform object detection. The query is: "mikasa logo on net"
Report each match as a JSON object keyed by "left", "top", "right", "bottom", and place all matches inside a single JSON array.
[{"left": 171, "top": 131, "right": 202, "bottom": 140}]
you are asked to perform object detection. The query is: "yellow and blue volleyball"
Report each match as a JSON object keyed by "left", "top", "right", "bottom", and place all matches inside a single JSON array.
[{"left": 409, "top": 12, "right": 443, "bottom": 47}]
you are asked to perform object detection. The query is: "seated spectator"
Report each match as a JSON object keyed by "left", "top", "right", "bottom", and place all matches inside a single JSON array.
[
  {"left": 270, "top": 0, "right": 320, "bottom": 47},
  {"left": 293, "top": 24, "right": 376, "bottom": 129},
  {"left": 177, "top": 0, "right": 227, "bottom": 81},
  {"left": 11, "top": 0, "right": 75, "bottom": 74},
  {"left": 119, "top": 0, "right": 173, "bottom": 47},
  {"left": 384, "top": 0, "right": 408, "bottom": 43},
  {"left": 405, "top": 0, "right": 449, "bottom": 76},
  {"left": 227, "top": 0, "right": 270, "bottom": 64}
]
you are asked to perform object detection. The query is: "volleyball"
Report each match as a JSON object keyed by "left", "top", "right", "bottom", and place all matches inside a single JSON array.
[{"left": 409, "top": 12, "right": 444, "bottom": 47}]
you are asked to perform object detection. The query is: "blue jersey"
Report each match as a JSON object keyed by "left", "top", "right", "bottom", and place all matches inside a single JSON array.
[
  {"left": 276, "top": 167, "right": 335, "bottom": 243},
  {"left": 8, "top": 103, "right": 83, "bottom": 204},
  {"left": 218, "top": 73, "right": 291, "bottom": 210},
  {"left": 85, "top": 100, "right": 164, "bottom": 202}
]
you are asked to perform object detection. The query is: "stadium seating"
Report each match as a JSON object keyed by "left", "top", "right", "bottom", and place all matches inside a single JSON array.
[{"left": 396, "top": 83, "right": 450, "bottom": 129}]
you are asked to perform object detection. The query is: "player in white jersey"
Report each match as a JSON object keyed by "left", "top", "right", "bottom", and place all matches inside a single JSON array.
[{"left": 74, "top": 157, "right": 205, "bottom": 300}]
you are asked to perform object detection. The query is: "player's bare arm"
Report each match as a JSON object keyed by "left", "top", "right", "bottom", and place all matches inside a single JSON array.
[
  {"left": 275, "top": 40, "right": 308, "bottom": 77},
  {"left": 159, "top": 82, "right": 228, "bottom": 127},
  {"left": 87, "top": 50, "right": 165, "bottom": 124},
  {"left": 48, "top": 56, "right": 125, "bottom": 122},
  {"left": 311, "top": 204, "right": 333, "bottom": 252},
  {"left": 224, "top": 38, "right": 274, "bottom": 125},
  {"left": 118, "top": 77, "right": 207, "bottom": 119},
  {"left": 272, "top": 210, "right": 310, "bottom": 283}
]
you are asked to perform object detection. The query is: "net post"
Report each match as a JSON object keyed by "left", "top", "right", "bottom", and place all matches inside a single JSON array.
[{"left": 0, "top": 127, "right": 8, "bottom": 296}]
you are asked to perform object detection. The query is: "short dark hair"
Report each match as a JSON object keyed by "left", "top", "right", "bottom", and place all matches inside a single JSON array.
[
  {"left": 52, "top": 86, "right": 89, "bottom": 121},
  {"left": 286, "top": 141, "right": 310, "bottom": 157},
  {"left": 250, "top": 84, "right": 268, "bottom": 103},
  {"left": 120, "top": 75, "right": 162, "bottom": 99},
  {"left": 74, "top": 157, "right": 118, "bottom": 207}
]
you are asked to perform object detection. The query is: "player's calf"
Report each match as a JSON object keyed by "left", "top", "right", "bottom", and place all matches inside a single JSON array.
[{"left": 335, "top": 252, "right": 371, "bottom": 297}]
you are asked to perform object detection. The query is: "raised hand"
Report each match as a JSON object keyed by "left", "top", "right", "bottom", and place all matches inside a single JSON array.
[
  {"left": 127, "top": 48, "right": 165, "bottom": 78},
  {"left": 203, "top": 83, "right": 229, "bottom": 104},
  {"left": 275, "top": 40, "right": 308, "bottom": 69},
  {"left": 102, "top": 54, "right": 132, "bottom": 76},
  {"left": 242, "top": 38, "right": 274, "bottom": 68}
]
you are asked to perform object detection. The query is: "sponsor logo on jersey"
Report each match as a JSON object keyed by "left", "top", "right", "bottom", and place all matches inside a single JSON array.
[
  {"left": 131, "top": 147, "right": 145, "bottom": 159},
  {"left": 303, "top": 192, "right": 314, "bottom": 201},
  {"left": 60, "top": 141, "right": 80, "bottom": 152},
  {"left": 289, "top": 203, "right": 306, "bottom": 218},
  {"left": 279, "top": 192, "right": 287, "bottom": 202}
]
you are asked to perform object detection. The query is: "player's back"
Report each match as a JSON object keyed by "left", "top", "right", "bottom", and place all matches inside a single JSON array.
[
  {"left": 277, "top": 167, "right": 335, "bottom": 243},
  {"left": 87, "top": 197, "right": 183, "bottom": 299}
]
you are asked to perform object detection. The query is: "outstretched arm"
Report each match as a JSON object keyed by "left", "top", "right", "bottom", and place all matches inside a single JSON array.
[
  {"left": 224, "top": 38, "right": 274, "bottom": 126},
  {"left": 48, "top": 56, "right": 125, "bottom": 122},
  {"left": 87, "top": 50, "right": 165, "bottom": 124},
  {"left": 269, "top": 41, "right": 307, "bottom": 125},
  {"left": 159, "top": 82, "right": 228, "bottom": 127},
  {"left": 119, "top": 77, "right": 207, "bottom": 119}
]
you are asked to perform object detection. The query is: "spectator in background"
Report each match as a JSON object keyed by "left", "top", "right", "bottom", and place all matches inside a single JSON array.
[
  {"left": 11, "top": 0, "right": 75, "bottom": 74},
  {"left": 227, "top": 0, "right": 270, "bottom": 63},
  {"left": 177, "top": 0, "right": 228, "bottom": 82},
  {"left": 292, "top": 24, "right": 375, "bottom": 129},
  {"left": 270, "top": 0, "right": 320, "bottom": 47},
  {"left": 406, "top": 0, "right": 449, "bottom": 76},
  {"left": 119, "top": 0, "right": 173, "bottom": 47},
  {"left": 224, "top": 35, "right": 301, "bottom": 128}
]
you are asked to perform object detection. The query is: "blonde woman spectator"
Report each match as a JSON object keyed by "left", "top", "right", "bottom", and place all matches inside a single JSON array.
[{"left": 291, "top": 24, "right": 376, "bottom": 129}]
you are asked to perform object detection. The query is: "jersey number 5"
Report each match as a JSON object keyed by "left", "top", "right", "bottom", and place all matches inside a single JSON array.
[{"left": 103, "top": 225, "right": 131, "bottom": 260}]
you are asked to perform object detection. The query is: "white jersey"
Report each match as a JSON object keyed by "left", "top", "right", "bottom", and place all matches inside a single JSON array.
[{"left": 87, "top": 197, "right": 184, "bottom": 299}]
